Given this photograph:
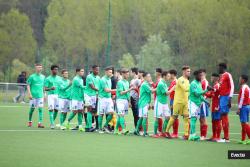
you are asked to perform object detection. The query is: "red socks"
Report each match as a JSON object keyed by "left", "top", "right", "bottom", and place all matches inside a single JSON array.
[
  {"left": 172, "top": 118, "right": 179, "bottom": 135},
  {"left": 158, "top": 118, "right": 163, "bottom": 133},
  {"left": 200, "top": 124, "right": 208, "bottom": 137},
  {"left": 215, "top": 120, "right": 222, "bottom": 139},
  {"left": 241, "top": 123, "right": 250, "bottom": 140},
  {"left": 212, "top": 120, "right": 216, "bottom": 139},
  {"left": 221, "top": 115, "right": 229, "bottom": 140}
]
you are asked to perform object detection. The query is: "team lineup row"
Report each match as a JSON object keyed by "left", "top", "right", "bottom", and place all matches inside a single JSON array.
[{"left": 26, "top": 63, "right": 250, "bottom": 144}]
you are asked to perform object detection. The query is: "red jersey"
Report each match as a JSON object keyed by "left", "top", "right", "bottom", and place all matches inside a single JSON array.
[
  {"left": 206, "top": 82, "right": 220, "bottom": 112},
  {"left": 238, "top": 84, "right": 250, "bottom": 109},
  {"left": 219, "top": 72, "right": 234, "bottom": 97},
  {"left": 201, "top": 79, "right": 209, "bottom": 98},
  {"left": 168, "top": 79, "right": 177, "bottom": 100}
]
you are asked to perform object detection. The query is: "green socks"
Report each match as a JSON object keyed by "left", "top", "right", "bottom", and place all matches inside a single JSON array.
[
  {"left": 104, "top": 114, "right": 113, "bottom": 127},
  {"left": 77, "top": 112, "right": 83, "bottom": 126},
  {"left": 98, "top": 115, "right": 103, "bottom": 129},
  {"left": 154, "top": 119, "right": 159, "bottom": 134},
  {"left": 28, "top": 108, "right": 35, "bottom": 121},
  {"left": 142, "top": 118, "right": 147, "bottom": 134},
  {"left": 60, "top": 113, "right": 67, "bottom": 126},
  {"left": 49, "top": 110, "right": 54, "bottom": 125},
  {"left": 86, "top": 112, "right": 92, "bottom": 128},
  {"left": 120, "top": 116, "right": 125, "bottom": 130},
  {"left": 68, "top": 112, "right": 76, "bottom": 122},
  {"left": 190, "top": 117, "right": 197, "bottom": 135},
  {"left": 163, "top": 119, "right": 169, "bottom": 133},
  {"left": 38, "top": 108, "right": 43, "bottom": 123},
  {"left": 136, "top": 118, "right": 143, "bottom": 131},
  {"left": 115, "top": 116, "right": 120, "bottom": 131},
  {"left": 53, "top": 110, "right": 58, "bottom": 121}
]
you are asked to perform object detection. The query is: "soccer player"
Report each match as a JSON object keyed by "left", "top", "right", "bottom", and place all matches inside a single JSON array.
[
  {"left": 200, "top": 69, "right": 210, "bottom": 140},
  {"left": 168, "top": 69, "right": 179, "bottom": 138},
  {"left": 152, "top": 68, "right": 164, "bottom": 134},
  {"left": 66, "top": 68, "right": 85, "bottom": 131},
  {"left": 27, "top": 64, "right": 45, "bottom": 128},
  {"left": 44, "top": 65, "right": 61, "bottom": 129},
  {"left": 188, "top": 70, "right": 210, "bottom": 141},
  {"left": 84, "top": 65, "right": 100, "bottom": 132},
  {"left": 134, "top": 72, "right": 154, "bottom": 137},
  {"left": 152, "top": 71, "right": 171, "bottom": 138},
  {"left": 206, "top": 73, "right": 222, "bottom": 141},
  {"left": 165, "top": 66, "right": 191, "bottom": 140},
  {"left": 97, "top": 66, "right": 116, "bottom": 133},
  {"left": 130, "top": 67, "right": 140, "bottom": 128},
  {"left": 58, "top": 69, "right": 72, "bottom": 130},
  {"left": 114, "top": 68, "right": 134, "bottom": 134},
  {"left": 218, "top": 63, "right": 234, "bottom": 142},
  {"left": 237, "top": 75, "right": 250, "bottom": 144}
]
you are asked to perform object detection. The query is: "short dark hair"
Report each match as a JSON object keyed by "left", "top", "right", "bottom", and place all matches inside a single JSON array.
[
  {"left": 241, "top": 74, "right": 248, "bottom": 82},
  {"left": 193, "top": 70, "right": 202, "bottom": 76},
  {"left": 162, "top": 71, "right": 169, "bottom": 77},
  {"left": 143, "top": 72, "right": 149, "bottom": 78},
  {"left": 212, "top": 73, "right": 219, "bottom": 77},
  {"left": 61, "top": 69, "right": 68, "bottom": 74},
  {"left": 182, "top": 65, "right": 190, "bottom": 71},
  {"left": 92, "top": 65, "right": 99, "bottom": 69},
  {"left": 218, "top": 63, "right": 227, "bottom": 69},
  {"left": 155, "top": 68, "right": 162, "bottom": 73},
  {"left": 131, "top": 67, "right": 138, "bottom": 75},
  {"left": 105, "top": 66, "right": 113, "bottom": 71},
  {"left": 169, "top": 69, "right": 177, "bottom": 76},
  {"left": 121, "top": 68, "right": 129, "bottom": 74},
  {"left": 200, "top": 69, "right": 206, "bottom": 73},
  {"left": 51, "top": 65, "right": 59, "bottom": 70},
  {"left": 76, "top": 68, "right": 83, "bottom": 73},
  {"left": 35, "top": 63, "right": 42, "bottom": 66}
]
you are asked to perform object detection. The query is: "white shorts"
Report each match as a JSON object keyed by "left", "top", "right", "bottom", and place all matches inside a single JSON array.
[
  {"left": 84, "top": 94, "right": 97, "bottom": 108},
  {"left": 188, "top": 101, "right": 200, "bottom": 118},
  {"left": 47, "top": 94, "right": 59, "bottom": 110},
  {"left": 30, "top": 98, "right": 44, "bottom": 108},
  {"left": 116, "top": 99, "right": 129, "bottom": 115},
  {"left": 59, "top": 98, "right": 71, "bottom": 112},
  {"left": 139, "top": 105, "right": 149, "bottom": 118},
  {"left": 97, "top": 97, "right": 114, "bottom": 115},
  {"left": 71, "top": 100, "right": 84, "bottom": 110},
  {"left": 154, "top": 100, "right": 170, "bottom": 118}
]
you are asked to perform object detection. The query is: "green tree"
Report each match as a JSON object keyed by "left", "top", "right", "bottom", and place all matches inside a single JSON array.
[
  {"left": 118, "top": 53, "right": 135, "bottom": 69},
  {"left": 0, "top": 9, "right": 36, "bottom": 81}
]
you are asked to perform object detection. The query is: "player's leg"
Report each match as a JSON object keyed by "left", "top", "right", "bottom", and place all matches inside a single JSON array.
[
  {"left": 162, "top": 104, "right": 171, "bottom": 137},
  {"left": 28, "top": 99, "right": 35, "bottom": 127},
  {"left": 238, "top": 106, "right": 250, "bottom": 144},
  {"left": 188, "top": 101, "right": 199, "bottom": 141},
  {"left": 165, "top": 103, "right": 180, "bottom": 138},
  {"left": 53, "top": 95, "right": 59, "bottom": 122},
  {"left": 103, "top": 98, "right": 114, "bottom": 132},
  {"left": 153, "top": 101, "right": 160, "bottom": 137},
  {"left": 131, "top": 97, "right": 139, "bottom": 128},
  {"left": 141, "top": 105, "right": 149, "bottom": 136},
  {"left": 200, "top": 102, "right": 209, "bottom": 140},
  {"left": 134, "top": 107, "right": 144, "bottom": 135},
  {"left": 220, "top": 96, "right": 230, "bottom": 141},
  {"left": 37, "top": 98, "right": 44, "bottom": 128}
]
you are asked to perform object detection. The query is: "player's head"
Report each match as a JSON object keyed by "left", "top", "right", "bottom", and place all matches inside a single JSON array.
[
  {"left": 143, "top": 72, "right": 151, "bottom": 82},
  {"left": 211, "top": 73, "right": 219, "bottom": 83},
  {"left": 218, "top": 63, "right": 227, "bottom": 74},
  {"left": 21, "top": 71, "right": 27, "bottom": 76},
  {"left": 155, "top": 68, "right": 162, "bottom": 78},
  {"left": 169, "top": 69, "right": 177, "bottom": 80},
  {"left": 51, "top": 65, "right": 59, "bottom": 75},
  {"left": 92, "top": 65, "right": 99, "bottom": 75},
  {"left": 162, "top": 71, "right": 170, "bottom": 81},
  {"left": 130, "top": 67, "right": 138, "bottom": 77},
  {"left": 200, "top": 68, "right": 206, "bottom": 80},
  {"left": 35, "top": 63, "right": 43, "bottom": 73},
  {"left": 105, "top": 66, "right": 113, "bottom": 77},
  {"left": 121, "top": 68, "right": 130, "bottom": 80},
  {"left": 76, "top": 68, "right": 84, "bottom": 77},
  {"left": 182, "top": 65, "right": 191, "bottom": 78},
  {"left": 240, "top": 74, "right": 248, "bottom": 85},
  {"left": 138, "top": 70, "right": 145, "bottom": 79},
  {"left": 193, "top": 69, "right": 203, "bottom": 82},
  {"left": 61, "top": 69, "right": 68, "bottom": 78}
]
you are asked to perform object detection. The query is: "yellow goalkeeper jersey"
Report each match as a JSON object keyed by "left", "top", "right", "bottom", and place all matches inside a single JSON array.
[{"left": 173, "top": 76, "right": 190, "bottom": 104}]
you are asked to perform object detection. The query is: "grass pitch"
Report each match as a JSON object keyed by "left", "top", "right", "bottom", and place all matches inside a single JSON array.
[{"left": 0, "top": 103, "right": 249, "bottom": 167}]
